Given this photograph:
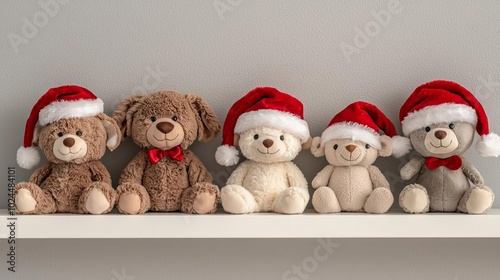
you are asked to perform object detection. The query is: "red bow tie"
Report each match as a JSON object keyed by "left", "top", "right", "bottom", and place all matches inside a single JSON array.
[
  {"left": 425, "top": 156, "right": 462, "bottom": 170},
  {"left": 148, "top": 146, "right": 184, "bottom": 164}
]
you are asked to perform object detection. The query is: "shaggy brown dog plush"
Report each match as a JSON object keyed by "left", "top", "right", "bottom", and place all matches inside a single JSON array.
[
  {"left": 15, "top": 86, "right": 121, "bottom": 214},
  {"left": 113, "top": 91, "right": 221, "bottom": 214}
]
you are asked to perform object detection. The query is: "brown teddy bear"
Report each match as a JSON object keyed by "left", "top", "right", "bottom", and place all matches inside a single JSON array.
[
  {"left": 397, "top": 80, "right": 498, "bottom": 214},
  {"left": 310, "top": 102, "right": 410, "bottom": 214},
  {"left": 113, "top": 91, "right": 221, "bottom": 214},
  {"left": 15, "top": 85, "right": 121, "bottom": 214}
]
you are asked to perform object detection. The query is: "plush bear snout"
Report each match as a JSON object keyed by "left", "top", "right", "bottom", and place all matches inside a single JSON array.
[
  {"left": 146, "top": 117, "right": 185, "bottom": 150},
  {"left": 52, "top": 133, "right": 88, "bottom": 161},
  {"left": 424, "top": 127, "right": 459, "bottom": 155}
]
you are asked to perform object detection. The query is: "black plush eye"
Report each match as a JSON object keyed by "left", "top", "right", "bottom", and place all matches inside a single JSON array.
[
  {"left": 449, "top": 123, "right": 455, "bottom": 129},
  {"left": 280, "top": 135, "right": 284, "bottom": 141},
  {"left": 76, "top": 131, "right": 83, "bottom": 136},
  {"left": 57, "top": 132, "right": 64, "bottom": 137},
  {"left": 172, "top": 115, "right": 178, "bottom": 121},
  {"left": 150, "top": 116, "right": 157, "bottom": 122},
  {"left": 333, "top": 144, "right": 338, "bottom": 150},
  {"left": 254, "top": 134, "right": 259, "bottom": 140},
  {"left": 365, "top": 144, "right": 370, "bottom": 149},
  {"left": 425, "top": 127, "right": 431, "bottom": 132}
]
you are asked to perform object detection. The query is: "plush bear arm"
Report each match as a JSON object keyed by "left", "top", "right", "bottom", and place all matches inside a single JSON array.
[
  {"left": 367, "top": 165, "right": 390, "bottom": 189},
  {"left": 184, "top": 150, "right": 213, "bottom": 185},
  {"left": 400, "top": 156, "right": 425, "bottom": 181},
  {"left": 285, "top": 162, "right": 308, "bottom": 189},
  {"left": 88, "top": 161, "right": 112, "bottom": 185},
  {"left": 119, "top": 150, "right": 148, "bottom": 185},
  {"left": 227, "top": 161, "right": 250, "bottom": 186},
  {"left": 461, "top": 157, "right": 485, "bottom": 185},
  {"left": 28, "top": 162, "right": 53, "bottom": 186},
  {"left": 311, "top": 165, "right": 335, "bottom": 189}
]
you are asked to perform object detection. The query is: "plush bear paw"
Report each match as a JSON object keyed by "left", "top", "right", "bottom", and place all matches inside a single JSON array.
[
  {"left": 399, "top": 184, "right": 430, "bottom": 214},
  {"left": 118, "top": 193, "right": 142, "bottom": 215},
  {"left": 85, "top": 188, "right": 111, "bottom": 215},
  {"left": 192, "top": 192, "right": 217, "bottom": 214},
  {"left": 278, "top": 193, "right": 306, "bottom": 214},
  {"left": 116, "top": 183, "right": 151, "bottom": 215},
  {"left": 364, "top": 187, "right": 394, "bottom": 214},
  {"left": 312, "top": 187, "right": 341, "bottom": 214},
  {"left": 15, "top": 189, "right": 37, "bottom": 213},
  {"left": 221, "top": 185, "right": 257, "bottom": 214},
  {"left": 459, "top": 185, "right": 495, "bottom": 214},
  {"left": 180, "top": 183, "right": 220, "bottom": 214}
]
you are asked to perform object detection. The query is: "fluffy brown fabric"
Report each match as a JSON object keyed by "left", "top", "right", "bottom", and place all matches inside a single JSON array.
[
  {"left": 15, "top": 115, "right": 120, "bottom": 214},
  {"left": 113, "top": 91, "right": 221, "bottom": 214}
]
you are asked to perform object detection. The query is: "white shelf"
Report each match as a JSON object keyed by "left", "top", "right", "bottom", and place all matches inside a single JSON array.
[{"left": 1, "top": 209, "right": 500, "bottom": 239}]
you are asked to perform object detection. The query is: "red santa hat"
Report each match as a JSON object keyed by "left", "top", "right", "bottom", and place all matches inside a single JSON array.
[
  {"left": 320, "top": 101, "right": 411, "bottom": 157},
  {"left": 215, "top": 87, "right": 310, "bottom": 166},
  {"left": 400, "top": 80, "right": 500, "bottom": 157},
  {"left": 17, "top": 85, "right": 105, "bottom": 169}
]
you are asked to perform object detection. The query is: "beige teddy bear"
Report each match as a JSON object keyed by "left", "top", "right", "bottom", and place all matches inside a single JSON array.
[
  {"left": 215, "top": 87, "right": 312, "bottom": 214},
  {"left": 15, "top": 85, "right": 120, "bottom": 214},
  {"left": 310, "top": 102, "right": 410, "bottom": 214}
]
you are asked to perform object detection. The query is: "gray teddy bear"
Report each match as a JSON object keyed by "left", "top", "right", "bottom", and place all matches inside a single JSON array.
[{"left": 396, "top": 80, "right": 500, "bottom": 214}]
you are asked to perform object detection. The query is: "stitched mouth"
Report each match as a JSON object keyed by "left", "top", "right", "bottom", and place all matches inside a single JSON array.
[
  {"left": 341, "top": 154, "right": 360, "bottom": 162},
  {"left": 154, "top": 133, "right": 179, "bottom": 142},
  {"left": 58, "top": 148, "right": 83, "bottom": 156},
  {"left": 257, "top": 148, "right": 280, "bottom": 155},
  {"left": 430, "top": 140, "right": 453, "bottom": 148}
]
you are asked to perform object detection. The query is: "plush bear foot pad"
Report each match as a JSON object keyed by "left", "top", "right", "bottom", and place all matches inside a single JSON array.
[
  {"left": 400, "top": 185, "right": 429, "bottom": 214},
  {"left": 222, "top": 190, "right": 248, "bottom": 214},
  {"left": 278, "top": 194, "right": 305, "bottom": 214},
  {"left": 465, "top": 188, "right": 494, "bottom": 214},
  {"left": 312, "top": 187, "right": 341, "bottom": 214},
  {"left": 364, "top": 188, "right": 394, "bottom": 214},
  {"left": 85, "top": 188, "right": 111, "bottom": 215},
  {"left": 15, "top": 189, "right": 37, "bottom": 213},
  {"left": 118, "top": 193, "right": 142, "bottom": 215},
  {"left": 193, "top": 192, "right": 217, "bottom": 214}
]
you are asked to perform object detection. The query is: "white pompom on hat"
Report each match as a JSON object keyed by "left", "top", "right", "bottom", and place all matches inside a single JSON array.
[{"left": 17, "top": 85, "right": 104, "bottom": 169}]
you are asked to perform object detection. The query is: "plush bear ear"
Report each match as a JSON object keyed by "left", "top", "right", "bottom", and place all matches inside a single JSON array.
[
  {"left": 310, "top": 136, "right": 325, "bottom": 157},
  {"left": 186, "top": 94, "right": 221, "bottom": 142},
  {"left": 112, "top": 95, "right": 145, "bottom": 139},
  {"left": 378, "top": 135, "right": 392, "bottom": 157},
  {"left": 97, "top": 113, "right": 121, "bottom": 151},
  {"left": 233, "top": 134, "right": 240, "bottom": 147},
  {"left": 301, "top": 137, "right": 312, "bottom": 150}
]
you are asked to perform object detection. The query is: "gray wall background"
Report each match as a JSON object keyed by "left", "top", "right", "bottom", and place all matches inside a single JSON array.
[{"left": 1, "top": 0, "right": 499, "bottom": 279}]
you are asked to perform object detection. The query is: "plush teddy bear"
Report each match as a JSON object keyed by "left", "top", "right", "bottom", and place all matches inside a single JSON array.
[
  {"left": 215, "top": 87, "right": 312, "bottom": 214},
  {"left": 113, "top": 90, "right": 221, "bottom": 214},
  {"left": 310, "top": 101, "right": 410, "bottom": 214},
  {"left": 397, "top": 80, "right": 499, "bottom": 214},
  {"left": 14, "top": 85, "right": 121, "bottom": 214}
]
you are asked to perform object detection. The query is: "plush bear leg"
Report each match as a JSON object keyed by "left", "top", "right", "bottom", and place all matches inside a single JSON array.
[
  {"left": 78, "top": 182, "right": 116, "bottom": 214},
  {"left": 399, "top": 184, "right": 430, "bottom": 214},
  {"left": 273, "top": 187, "right": 309, "bottom": 214},
  {"left": 364, "top": 188, "right": 394, "bottom": 214},
  {"left": 116, "top": 183, "right": 151, "bottom": 214},
  {"left": 14, "top": 182, "right": 57, "bottom": 214},
  {"left": 180, "top": 182, "right": 220, "bottom": 214},
  {"left": 312, "top": 187, "right": 341, "bottom": 214},
  {"left": 221, "top": 185, "right": 259, "bottom": 214},
  {"left": 457, "top": 185, "right": 495, "bottom": 214}
]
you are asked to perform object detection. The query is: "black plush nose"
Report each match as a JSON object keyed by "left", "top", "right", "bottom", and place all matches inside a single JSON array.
[
  {"left": 263, "top": 139, "right": 274, "bottom": 148},
  {"left": 346, "top": 145, "right": 357, "bottom": 153},
  {"left": 63, "top": 137, "right": 75, "bottom": 148},
  {"left": 435, "top": 130, "right": 447, "bottom": 140},
  {"left": 157, "top": 122, "right": 174, "bottom": 134}
]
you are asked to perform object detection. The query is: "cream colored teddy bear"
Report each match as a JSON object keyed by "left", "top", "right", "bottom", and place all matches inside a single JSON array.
[
  {"left": 310, "top": 102, "right": 410, "bottom": 214},
  {"left": 215, "top": 87, "right": 311, "bottom": 214}
]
